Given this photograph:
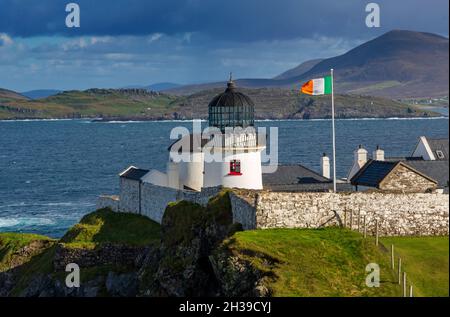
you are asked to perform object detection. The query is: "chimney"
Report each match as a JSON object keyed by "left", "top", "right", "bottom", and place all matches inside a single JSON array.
[
  {"left": 321, "top": 153, "right": 330, "bottom": 179},
  {"left": 373, "top": 145, "right": 385, "bottom": 161},
  {"left": 167, "top": 161, "right": 180, "bottom": 189},
  {"left": 347, "top": 145, "right": 368, "bottom": 180}
]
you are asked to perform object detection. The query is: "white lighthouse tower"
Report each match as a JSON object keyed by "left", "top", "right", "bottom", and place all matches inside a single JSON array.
[
  {"left": 165, "top": 75, "right": 265, "bottom": 191},
  {"left": 202, "top": 76, "right": 265, "bottom": 190}
]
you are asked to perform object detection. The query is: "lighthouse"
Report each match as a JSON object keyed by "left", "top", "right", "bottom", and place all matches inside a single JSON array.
[
  {"left": 163, "top": 75, "right": 265, "bottom": 191},
  {"left": 202, "top": 75, "right": 265, "bottom": 190}
]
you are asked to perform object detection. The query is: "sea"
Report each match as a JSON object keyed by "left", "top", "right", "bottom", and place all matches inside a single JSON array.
[{"left": 0, "top": 116, "right": 448, "bottom": 238}]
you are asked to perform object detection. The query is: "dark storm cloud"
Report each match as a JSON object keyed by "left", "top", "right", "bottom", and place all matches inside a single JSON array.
[{"left": 0, "top": 0, "right": 448, "bottom": 41}]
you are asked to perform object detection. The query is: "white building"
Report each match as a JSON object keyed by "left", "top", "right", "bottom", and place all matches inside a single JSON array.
[{"left": 121, "top": 78, "right": 266, "bottom": 192}]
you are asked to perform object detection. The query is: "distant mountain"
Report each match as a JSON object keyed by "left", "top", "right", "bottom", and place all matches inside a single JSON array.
[
  {"left": 290, "top": 30, "right": 449, "bottom": 98},
  {"left": 21, "top": 90, "right": 61, "bottom": 99},
  {"left": 273, "top": 58, "right": 324, "bottom": 80},
  {"left": 123, "top": 82, "right": 181, "bottom": 92},
  {"left": 167, "top": 30, "right": 449, "bottom": 98},
  {"left": 146, "top": 82, "right": 181, "bottom": 91},
  {"left": 0, "top": 88, "right": 29, "bottom": 101}
]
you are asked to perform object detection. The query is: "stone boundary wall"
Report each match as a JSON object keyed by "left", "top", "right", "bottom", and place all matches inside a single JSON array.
[
  {"left": 97, "top": 183, "right": 224, "bottom": 223},
  {"left": 98, "top": 184, "right": 449, "bottom": 236},
  {"left": 139, "top": 183, "right": 180, "bottom": 223},
  {"left": 139, "top": 184, "right": 223, "bottom": 223},
  {"left": 53, "top": 243, "right": 147, "bottom": 271},
  {"left": 229, "top": 191, "right": 257, "bottom": 230},
  {"left": 253, "top": 192, "right": 449, "bottom": 236},
  {"left": 96, "top": 195, "right": 119, "bottom": 212}
]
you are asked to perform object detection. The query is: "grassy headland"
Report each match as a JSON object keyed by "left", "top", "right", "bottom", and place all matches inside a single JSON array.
[
  {"left": 0, "top": 206, "right": 448, "bottom": 297},
  {"left": 0, "top": 87, "right": 440, "bottom": 120},
  {"left": 60, "top": 208, "right": 161, "bottom": 249},
  {"left": 222, "top": 228, "right": 401, "bottom": 297}
]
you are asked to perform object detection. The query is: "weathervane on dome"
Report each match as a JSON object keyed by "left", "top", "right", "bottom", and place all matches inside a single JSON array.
[{"left": 227, "top": 72, "right": 235, "bottom": 89}]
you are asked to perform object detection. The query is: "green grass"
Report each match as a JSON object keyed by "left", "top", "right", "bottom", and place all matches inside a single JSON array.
[
  {"left": 223, "top": 227, "right": 401, "bottom": 297},
  {"left": 0, "top": 233, "right": 55, "bottom": 272},
  {"left": 60, "top": 208, "right": 161, "bottom": 249},
  {"left": 2, "top": 209, "right": 161, "bottom": 295},
  {"left": 380, "top": 236, "right": 449, "bottom": 297}
]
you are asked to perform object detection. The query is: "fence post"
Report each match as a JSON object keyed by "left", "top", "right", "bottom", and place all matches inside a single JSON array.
[
  {"left": 391, "top": 245, "right": 395, "bottom": 270},
  {"left": 398, "top": 258, "right": 402, "bottom": 285},
  {"left": 375, "top": 219, "right": 379, "bottom": 246},
  {"left": 363, "top": 215, "right": 367, "bottom": 238},
  {"left": 357, "top": 209, "right": 361, "bottom": 232},
  {"left": 409, "top": 285, "right": 413, "bottom": 297},
  {"left": 403, "top": 272, "right": 407, "bottom": 297},
  {"left": 350, "top": 211, "right": 353, "bottom": 230}
]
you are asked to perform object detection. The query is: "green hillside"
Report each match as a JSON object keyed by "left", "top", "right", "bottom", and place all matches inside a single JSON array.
[
  {"left": 380, "top": 236, "right": 449, "bottom": 297},
  {"left": 221, "top": 228, "right": 401, "bottom": 297},
  {"left": 0, "top": 87, "right": 439, "bottom": 120},
  {"left": 1, "top": 214, "right": 448, "bottom": 297}
]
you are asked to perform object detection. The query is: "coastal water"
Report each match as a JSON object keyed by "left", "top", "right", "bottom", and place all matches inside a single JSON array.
[{"left": 0, "top": 118, "right": 448, "bottom": 237}]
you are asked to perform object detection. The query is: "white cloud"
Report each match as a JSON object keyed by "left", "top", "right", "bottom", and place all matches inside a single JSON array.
[
  {"left": 0, "top": 33, "right": 13, "bottom": 46},
  {"left": 148, "top": 33, "right": 163, "bottom": 43}
]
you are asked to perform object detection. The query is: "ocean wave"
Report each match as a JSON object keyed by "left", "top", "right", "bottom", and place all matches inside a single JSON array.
[
  {"left": 0, "top": 118, "right": 76, "bottom": 122},
  {"left": 0, "top": 201, "right": 95, "bottom": 209},
  {"left": 0, "top": 217, "right": 55, "bottom": 228}
]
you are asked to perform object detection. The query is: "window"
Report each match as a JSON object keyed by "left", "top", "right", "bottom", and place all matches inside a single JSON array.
[
  {"left": 229, "top": 159, "right": 242, "bottom": 175},
  {"left": 436, "top": 150, "right": 445, "bottom": 159}
]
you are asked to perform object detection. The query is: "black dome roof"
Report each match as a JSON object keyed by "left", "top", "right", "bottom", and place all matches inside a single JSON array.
[
  {"left": 208, "top": 80, "right": 255, "bottom": 108},
  {"left": 208, "top": 77, "right": 255, "bottom": 131}
]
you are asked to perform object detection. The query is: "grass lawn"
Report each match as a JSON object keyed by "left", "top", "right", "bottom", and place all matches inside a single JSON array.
[
  {"left": 60, "top": 208, "right": 161, "bottom": 249},
  {"left": 225, "top": 227, "right": 401, "bottom": 297},
  {"left": 380, "top": 236, "right": 449, "bottom": 297}
]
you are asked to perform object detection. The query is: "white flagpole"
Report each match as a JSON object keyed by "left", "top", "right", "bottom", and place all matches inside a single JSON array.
[{"left": 331, "top": 68, "right": 337, "bottom": 193}]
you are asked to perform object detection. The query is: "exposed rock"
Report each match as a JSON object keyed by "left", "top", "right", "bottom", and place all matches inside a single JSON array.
[
  {"left": 0, "top": 272, "right": 15, "bottom": 296},
  {"left": 106, "top": 272, "right": 138, "bottom": 297},
  {"left": 53, "top": 243, "right": 146, "bottom": 271}
]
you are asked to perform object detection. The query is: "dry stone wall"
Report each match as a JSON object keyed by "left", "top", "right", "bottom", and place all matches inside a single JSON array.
[
  {"left": 99, "top": 181, "right": 448, "bottom": 236},
  {"left": 254, "top": 192, "right": 449, "bottom": 236}
]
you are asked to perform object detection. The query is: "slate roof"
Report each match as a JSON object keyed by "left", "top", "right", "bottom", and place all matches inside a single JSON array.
[
  {"left": 208, "top": 80, "right": 255, "bottom": 108},
  {"left": 119, "top": 167, "right": 149, "bottom": 181},
  {"left": 262, "top": 164, "right": 353, "bottom": 192},
  {"left": 351, "top": 160, "right": 440, "bottom": 188},
  {"left": 263, "top": 164, "right": 329, "bottom": 185},
  {"left": 350, "top": 161, "right": 398, "bottom": 187},
  {"left": 403, "top": 160, "right": 449, "bottom": 188},
  {"left": 427, "top": 138, "right": 449, "bottom": 161}
]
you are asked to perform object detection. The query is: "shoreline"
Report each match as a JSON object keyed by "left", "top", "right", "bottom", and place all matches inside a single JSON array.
[{"left": 0, "top": 115, "right": 448, "bottom": 123}]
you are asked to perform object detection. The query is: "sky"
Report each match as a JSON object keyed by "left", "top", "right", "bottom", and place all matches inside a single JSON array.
[{"left": 0, "top": 0, "right": 448, "bottom": 92}]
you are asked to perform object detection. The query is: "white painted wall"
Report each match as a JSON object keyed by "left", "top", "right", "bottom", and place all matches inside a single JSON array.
[
  {"left": 166, "top": 161, "right": 180, "bottom": 189},
  {"left": 178, "top": 152, "right": 204, "bottom": 191},
  {"left": 412, "top": 136, "right": 435, "bottom": 160},
  {"left": 203, "top": 150, "right": 263, "bottom": 189},
  {"left": 142, "top": 169, "right": 168, "bottom": 187},
  {"left": 348, "top": 146, "right": 369, "bottom": 180},
  {"left": 320, "top": 154, "right": 330, "bottom": 179}
]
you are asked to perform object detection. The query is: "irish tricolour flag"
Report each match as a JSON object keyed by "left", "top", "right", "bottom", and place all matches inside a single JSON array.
[{"left": 301, "top": 76, "right": 332, "bottom": 95}]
